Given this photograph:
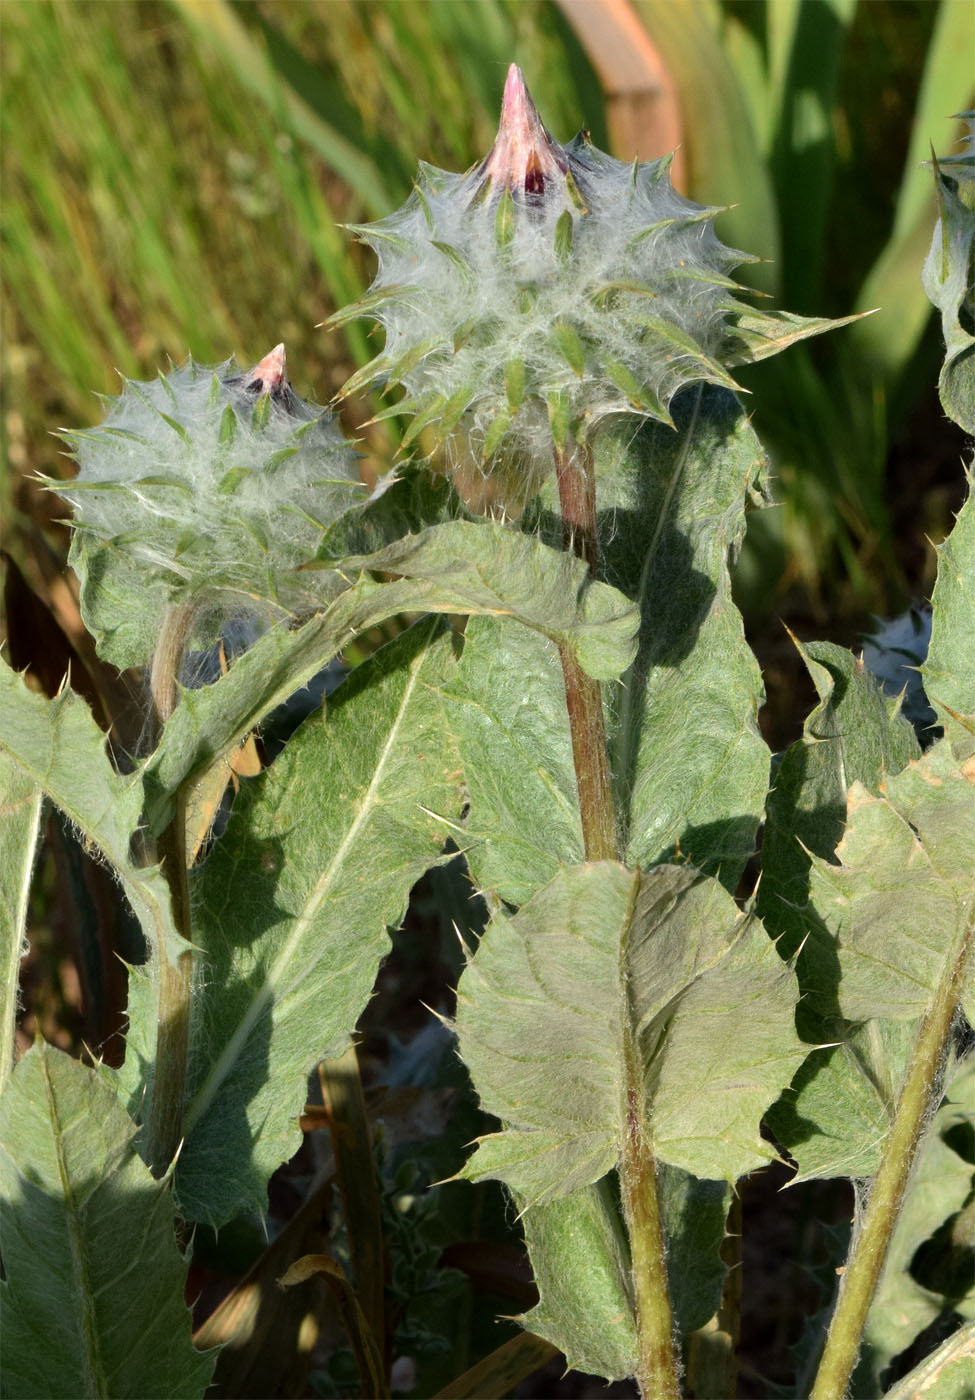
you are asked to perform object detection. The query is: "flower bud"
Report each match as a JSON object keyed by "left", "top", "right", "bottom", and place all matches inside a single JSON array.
[
  {"left": 53, "top": 348, "right": 363, "bottom": 667},
  {"left": 333, "top": 64, "right": 777, "bottom": 502}
]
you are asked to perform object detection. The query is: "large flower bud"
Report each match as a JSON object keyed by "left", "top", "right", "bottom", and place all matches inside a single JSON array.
[{"left": 332, "top": 64, "right": 835, "bottom": 504}]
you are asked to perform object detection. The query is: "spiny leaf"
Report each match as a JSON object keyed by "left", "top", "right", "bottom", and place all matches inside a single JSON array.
[
  {"left": 808, "top": 739, "right": 975, "bottom": 1025},
  {"left": 601, "top": 358, "right": 671, "bottom": 420},
  {"left": 438, "top": 617, "right": 582, "bottom": 905},
  {"left": 0, "top": 656, "right": 187, "bottom": 966},
  {"left": 168, "top": 621, "right": 464, "bottom": 1224},
  {"left": 598, "top": 389, "right": 763, "bottom": 886},
  {"left": 143, "top": 525, "right": 637, "bottom": 839},
  {"left": 855, "top": 1058, "right": 975, "bottom": 1393},
  {"left": 325, "top": 520, "right": 639, "bottom": 683},
  {"left": 922, "top": 131, "right": 975, "bottom": 434},
  {"left": 455, "top": 862, "right": 804, "bottom": 1201},
  {"left": 924, "top": 473, "right": 975, "bottom": 745},
  {"left": 724, "top": 308, "right": 870, "bottom": 366},
  {"left": 0, "top": 1041, "right": 215, "bottom": 1399}
]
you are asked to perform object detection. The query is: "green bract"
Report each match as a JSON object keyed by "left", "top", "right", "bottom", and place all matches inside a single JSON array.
[
  {"left": 52, "top": 346, "right": 364, "bottom": 667},
  {"left": 333, "top": 64, "right": 847, "bottom": 503}
]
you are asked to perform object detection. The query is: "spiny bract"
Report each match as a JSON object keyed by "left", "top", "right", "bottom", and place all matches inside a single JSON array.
[
  {"left": 333, "top": 64, "right": 842, "bottom": 502},
  {"left": 54, "top": 346, "right": 364, "bottom": 666}
]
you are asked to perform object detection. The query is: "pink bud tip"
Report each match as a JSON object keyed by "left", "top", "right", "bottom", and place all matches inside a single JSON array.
[
  {"left": 246, "top": 343, "right": 287, "bottom": 393},
  {"left": 477, "top": 64, "right": 567, "bottom": 199}
]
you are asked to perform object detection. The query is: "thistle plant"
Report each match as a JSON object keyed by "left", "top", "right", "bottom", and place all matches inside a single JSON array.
[{"left": 1, "top": 67, "right": 972, "bottom": 1400}]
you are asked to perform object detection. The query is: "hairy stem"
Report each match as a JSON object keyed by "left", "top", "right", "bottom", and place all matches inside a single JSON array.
[
  {"left": 620, "top": 1047, "right": 681, "bottom": 1400},
  {"left": 144, "top": 602, "right": 196, "bottom": 1177},
  {"left": 556, "top": 443, "right": 680, "bottom": 1400},
  {"left": 555, "top": 444, "right": 616, "bottom": 862},
  {"left": 810, "top": 914, "right": 975, "bottom": 1400}
]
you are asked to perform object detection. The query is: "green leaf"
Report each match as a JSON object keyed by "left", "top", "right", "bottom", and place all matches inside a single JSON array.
[
  {"left": 518, "top": 1180, "right": 638, "bottom": 1382},
  {"left": 763, "top": 0, "right": 855, "bottom": 309},
  {"left": 759, "top": 639, "right": 920, "bottom": 964},
  {"left": 757, "top": 639, "right": 921, "bottom": 1176},
  {"left": 808, "top": 740, "right": 975, "bottom": 1025},
  {"left": 143, "top": 526, "right": 635, "bottom": 842},
  {"left": 0, "top": 1041, "right": 215, "bottom": 1399},
  {"left": 724, "top": 308, "right": 869, "bottom": 366},
  {"left": 552, "top": 319, "right": 586, "bottom": 378},
  {"left": 765, "top": 1018, "right": 918, "bottom": 1182},
  {"left": 0, "top": 657, "right": 186, "bottom": 967},
  {"left": 0, "top": 755, "right": 42, "bottom": 1097},
  {"left": 925, "top": 475, "right": 975, "bottom": 743},
  {"left": 68, "top": 532, "right": 174, "bottom": 672},
  {"left": 455, "top": 861, "right": 804, "bottom": 1200},
  {"left": 168, "top": 621, "right": 463, "bottom": 1224},
  {"left": 923, "top": 131, "right": 975, "bottom": 434},
  {"left": 317, "top": 465, "right": 458, "bottom": 560},
  {"left": 330, "top": 520, "right": 640, "bottom": 683},
  {"left": 658, "top": 1164, "right": 732, "bottom": 1335},
  {"left": 439, "top": 616, "right": 581, "bottom": 905},
  {"left": 882, "top": 1322, "right": 975, "bottom": 1400},
  {"left": 598, "top": 388, "right": 769, "bottom": 887},
  {"left": 630, "top": 0, "right": 781, "bottom": 292},
  {"left": 852, "top": 1058, "right": 975, "bottom": 1396}
]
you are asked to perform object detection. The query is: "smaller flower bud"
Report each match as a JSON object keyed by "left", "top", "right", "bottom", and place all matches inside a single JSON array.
[{"left": 52, "top": 349, "right": 363, "bottom": 668}]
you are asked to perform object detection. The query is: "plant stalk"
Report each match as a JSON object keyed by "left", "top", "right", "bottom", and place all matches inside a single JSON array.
[
  {"left": 810, "top": 913, "right": 975, "bottom": 1400},
  {"left": 554, "top": 443, "right": 616, "bottom": 862},
  {"left": 555, "top": 443, "right": 680, "bottom": 1399},
  {"left": 144, "top": 602, "right": 196, "bottom": 1177},
  {"left": 620, "top": 1064, "right": 682, "bottom": 1400}
]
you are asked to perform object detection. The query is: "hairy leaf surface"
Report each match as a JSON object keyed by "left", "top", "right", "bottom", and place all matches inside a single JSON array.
[
  {"left": 455, "top": 861, "right": 803, "bottom": 1200},
  {"left": 766, "top": 1018, "right": 918, "bottom": 1181},
  {"left": 808, "top": 740, "right": 975, "bottom": 1025},
  {"left": 167, "top": 620, "right": 462, "bottom": 1224},
  {"left": 0, "top": 1041, "right": 214, "bottom": 1399},
  {"left": 595, "top": 388, "right": 769, "bottom": 886},
  {"left": 439, "top": 616, "right": 581, "bottom": 905},
  {"left": 519, "top": 1178, "right": 638, "bottom": 1382},
  {"left": 925, "top": 478, "right": 975, "bottom": 746},
  {"left": 0, "top": 657, "right": 185, "bottom": 965},
  {"left": 758, "top": 640, "right": 920, "bottom": 1176},
  {"left": 145, "top": 525, "right": 636, "bottom": 837},
  {"left": 330, "top": 519, "right": 639, "bottom": 681}
]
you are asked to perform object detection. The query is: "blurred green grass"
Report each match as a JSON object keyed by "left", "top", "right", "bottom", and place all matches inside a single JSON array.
[{"left": 1, "top": 0, "right": 972, "bottom": 632}]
